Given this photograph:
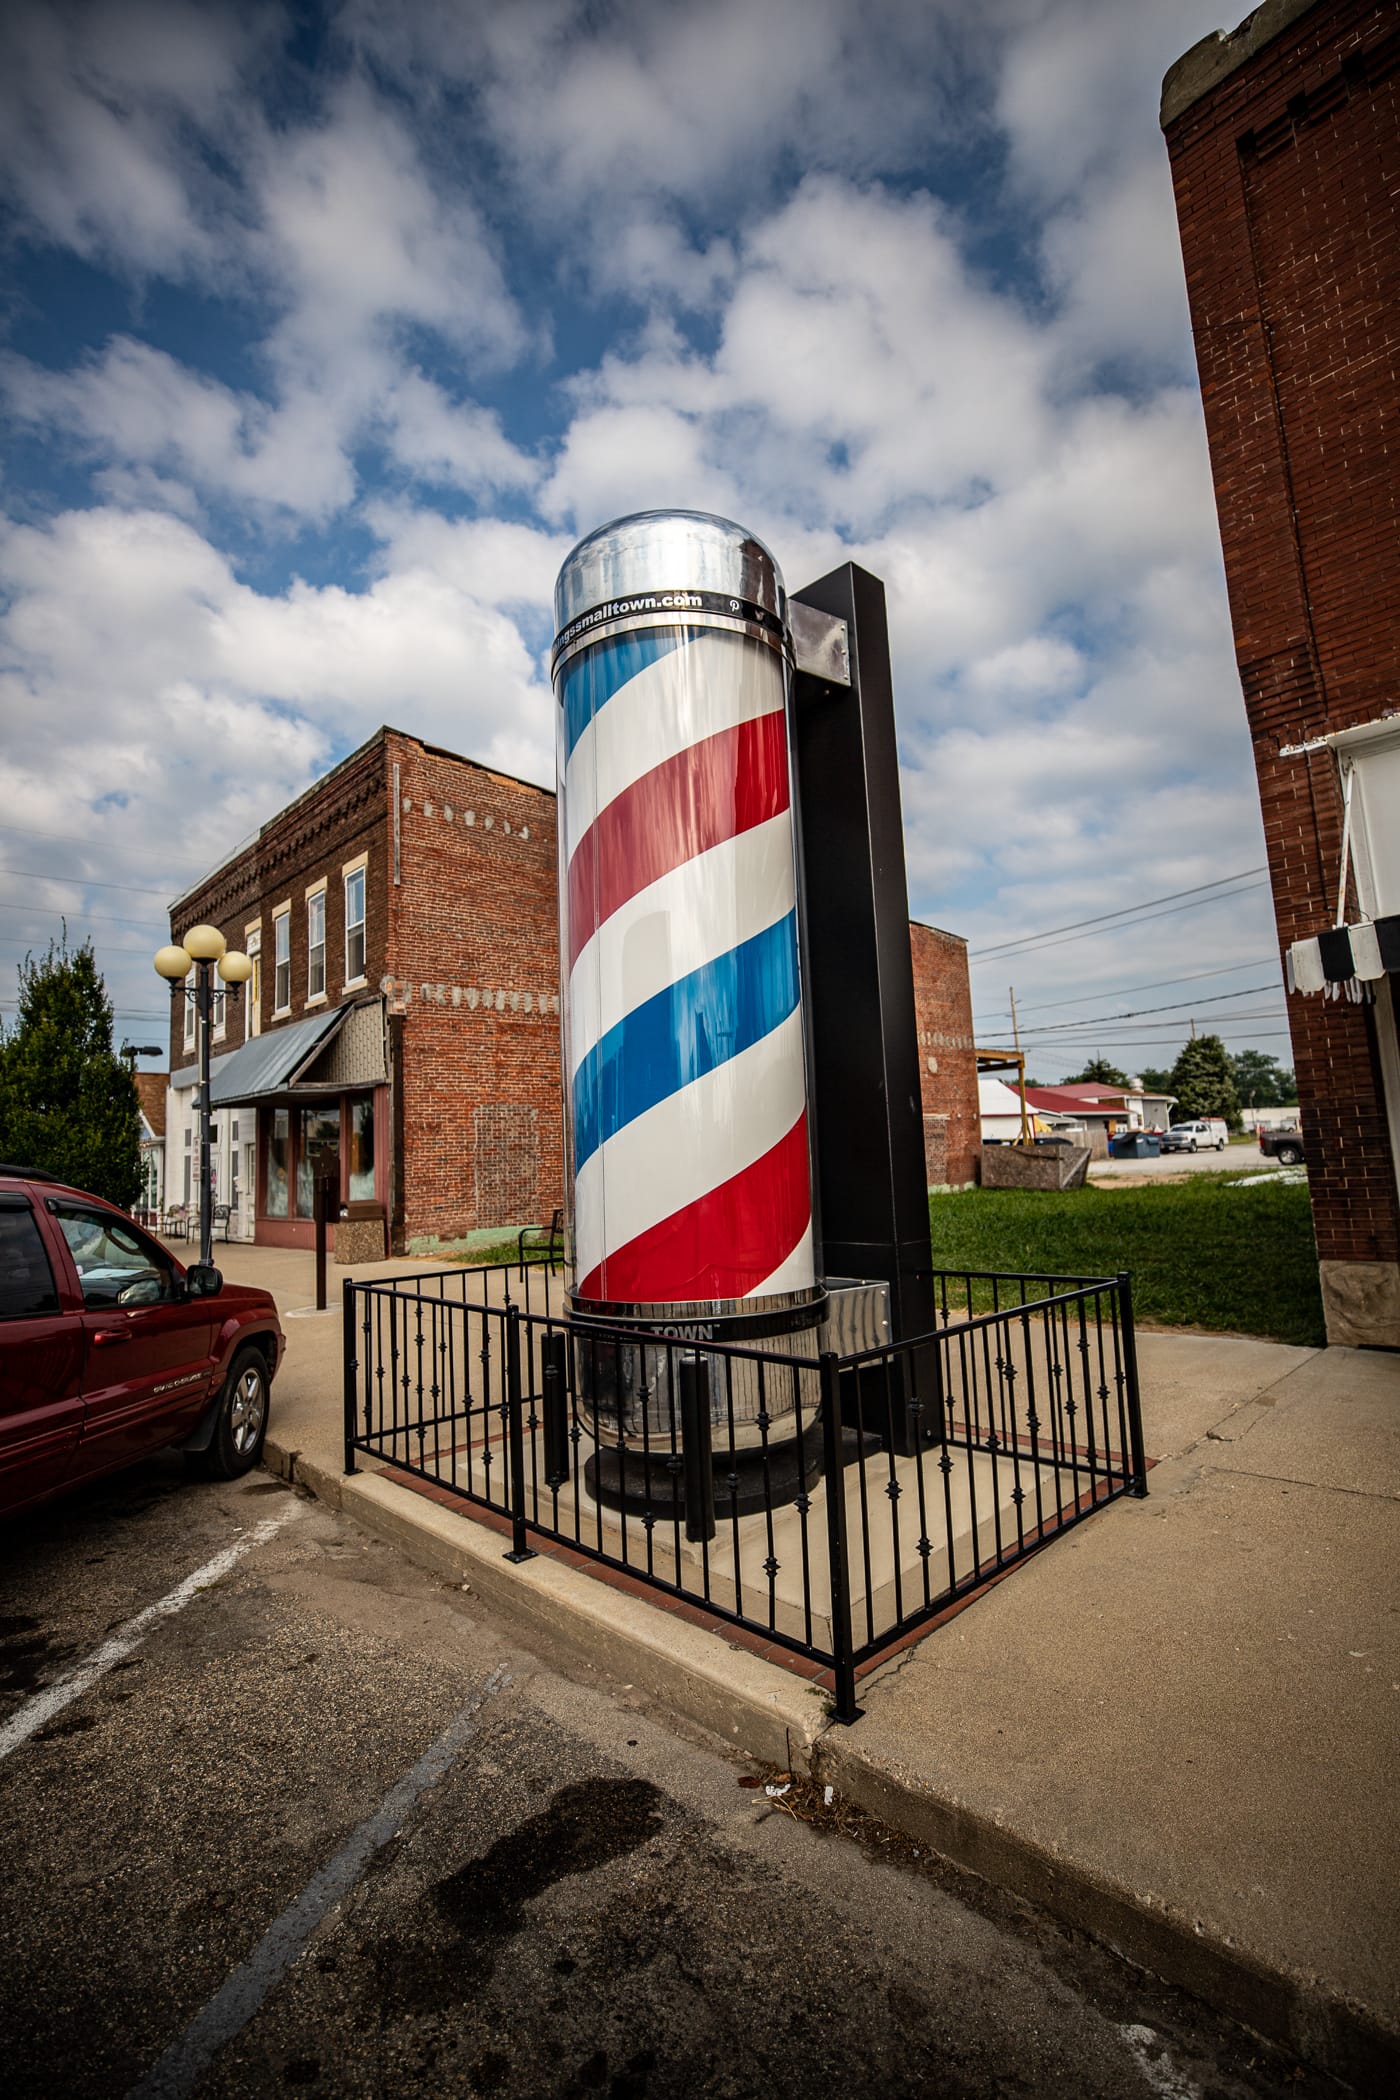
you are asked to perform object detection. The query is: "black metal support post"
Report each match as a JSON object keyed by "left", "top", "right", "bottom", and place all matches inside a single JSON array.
[
  {"left": 196, "top": 962, "right": 213, "bottom": 1268},
  {"left": 541, "top": 1330, "right": 569, "bottom": 1488},
  {"left": 342, "top": 1280, "right": 358, "bottom": 1475},
  {"left": 314, "top": 1175, "right": 335, "bottom": 1311},
  {"left": 790, "top": 563, "right": 939, "bottom": 1451},
  {"left": 504, "top": 1308, "right": 535, "bottom": 1562},
  {"left": 819, "top": 1351, "right": 863, "bottom": 1723},
  {"left": 679, "top": 1353, "right": 716, "bottom": 1544},
  {"left": 1117, "top": 1272, "right": 1149, "bottom": 1498}
]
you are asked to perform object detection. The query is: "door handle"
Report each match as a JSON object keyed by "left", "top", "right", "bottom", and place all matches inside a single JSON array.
[{"left": 93, "top": 1329, "right": 130, "bottom": 1347}]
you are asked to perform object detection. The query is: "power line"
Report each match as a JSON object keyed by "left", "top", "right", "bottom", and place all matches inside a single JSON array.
[
  {"left": 0, "top": 1003, "right": 171, "bottom": 1020},
  {"left": 971, "top": 880, "right": 1271, "bottom": 963},
  {"left": 0, "top": 864, "right": 174, "bottom": 898},
  {"left": 0, "top": 935, "right": 162, "bottom": 958},
  {"left": 1021, "top": 1011, "right": 1289, "bottom": 1039},
  {"left": 0, "top": 819, "right": 193, "bottom": 859},
  {"left": 1041, "top": 1037, "right": 1292, "bottom": 1066},
  {"left": 969, "top": 868, "right": 1268, "bottom": 960},
  {"left": 0, "top": 901, "right": 165, "bottom": 932},
  {"left": 1013, "top": 985, "right": 1281, "bottom": 1037},
  {"left": 973, "top": 957, "right": 1278, "bottom": 1026}
]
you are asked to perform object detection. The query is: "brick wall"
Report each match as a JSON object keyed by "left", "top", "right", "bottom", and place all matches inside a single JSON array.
[
  {"left": 167, "top": 735, "right": 389, "bottom": 1061},
  {"left": 909, "top": 922, "right": 981, "bottom": 1188},
  {"left": 1163, "top": 0, "right": 1400, "bottom": 1332},
  {"left": 384, "top": 732, "right": 563, "bottom": 1245}
]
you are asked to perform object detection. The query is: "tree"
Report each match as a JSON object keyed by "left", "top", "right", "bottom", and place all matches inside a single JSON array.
[
  {"left": 0, "top": 934, "right": 141, "bottom": 1207},
  {"left": 1135, "top": 1066, "right": 1173, "bottom": 1095},
  {"left": 1230, "top": 1048, "right": 1297, "bottom": 1110},
  {"left": 1063, "top": 1057, "right": 1131, "bottom": 1088},
  {"left": 1167, "top": 1034, "right": 1241, "bottom": 1127}
]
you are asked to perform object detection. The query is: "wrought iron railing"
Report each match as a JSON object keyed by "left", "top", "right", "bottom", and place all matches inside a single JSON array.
[{"left": 343, "top": 1262, "right": 1146, "bottom": 1721}]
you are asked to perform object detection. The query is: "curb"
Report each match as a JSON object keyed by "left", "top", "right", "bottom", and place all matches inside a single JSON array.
[
  {"left": 263, "top": 1436, "right": 1398, "bottom": 2089},
  {"left": 262, "top": 1438, "right": 826, "bottom": 1771},
  {"left": 812, "top": 1736, "right": 1398, "bottom": 2093}
]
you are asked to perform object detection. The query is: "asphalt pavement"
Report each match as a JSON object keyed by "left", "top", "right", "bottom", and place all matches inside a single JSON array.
[{"left": 0, "top": 1451, "right": 1343, "bottom": 2100}]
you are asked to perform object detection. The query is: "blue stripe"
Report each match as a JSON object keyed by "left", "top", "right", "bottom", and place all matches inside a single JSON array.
[
  {"left": 572, "top": 911, "right": 800, "bottom": 1171},
  {"left": 559, "top": 629, "right": 688, "bottom": 759}
]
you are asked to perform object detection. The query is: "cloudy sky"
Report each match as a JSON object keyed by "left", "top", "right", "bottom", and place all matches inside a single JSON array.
[{"left": 0, "top": 0, "right": 1290, "bottom": 1086}]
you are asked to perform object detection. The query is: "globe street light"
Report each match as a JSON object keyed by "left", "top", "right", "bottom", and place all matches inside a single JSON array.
[{"left": 154, "top": 927, "right": 253, "bottom": 1265}]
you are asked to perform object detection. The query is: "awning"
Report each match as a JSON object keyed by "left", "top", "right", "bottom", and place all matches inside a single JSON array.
[
  {"left": 171, "top": 1004, "right": 349, "bottom": 1106},
  {"left": 1286, "top": 916, "right": 1400, "bottom": 998}
]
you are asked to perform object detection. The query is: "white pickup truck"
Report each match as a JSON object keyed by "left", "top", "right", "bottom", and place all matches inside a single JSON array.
[{"left": 1160, "top": 1118, "right": 1229, "bottom": 1153}]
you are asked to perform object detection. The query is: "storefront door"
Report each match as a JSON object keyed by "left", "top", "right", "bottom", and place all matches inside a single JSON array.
[{"left": 295, "top": 1105, "right": 341, "bottom": 1218}]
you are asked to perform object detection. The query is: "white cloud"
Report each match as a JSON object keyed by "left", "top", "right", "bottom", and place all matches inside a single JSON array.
[
  {"left": 0, "top": 0, "right": 265, "bottom": 277},
  {"left": 250, "top": 78, "right": 528, "bottom": 370},
  {"left": 0, "top": 0, "right": 1286, "bottom": 1081},
  {"left": 377, "top": 371, "right": 541, "bottom": 496}
]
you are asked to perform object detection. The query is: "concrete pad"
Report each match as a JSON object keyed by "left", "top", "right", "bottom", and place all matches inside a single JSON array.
[
  {"left": 822, "top": 1463, "right": 1400, "bottom": 2083},
  {"left": 1206, "top": 1345, "right": 1400, "bottom": 1498},
  {"left": 1132, "top": 1329, "right": 1320, "bottom": 1459}
]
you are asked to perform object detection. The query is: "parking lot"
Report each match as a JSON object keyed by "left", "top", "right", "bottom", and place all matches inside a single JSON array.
[{"left": 1088, "top": 1145, "right": 1287, "bottom": 1184}]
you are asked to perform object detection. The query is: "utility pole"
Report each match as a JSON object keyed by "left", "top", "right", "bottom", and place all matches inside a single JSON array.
[{"left": 1010, "top": 985, "right": 1030, "bottom": 1146}]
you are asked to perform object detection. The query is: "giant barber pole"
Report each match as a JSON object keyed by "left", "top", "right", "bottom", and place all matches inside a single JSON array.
[{"left": 552, "top": 511, "right": 822, "bottom": 1336}]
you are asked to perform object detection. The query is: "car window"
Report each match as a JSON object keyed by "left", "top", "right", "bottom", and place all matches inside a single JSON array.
[
  {"left": 0, "top": 1201, "right": 61, "bottom": 1319},
  {"left": 52, "top": 1206, "right": 178, "bottom": 1311}
]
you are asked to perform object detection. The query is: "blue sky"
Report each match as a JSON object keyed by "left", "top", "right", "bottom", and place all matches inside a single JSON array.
[{"left": 0, "top": 0, "right": 1291, "bottom": 1085}]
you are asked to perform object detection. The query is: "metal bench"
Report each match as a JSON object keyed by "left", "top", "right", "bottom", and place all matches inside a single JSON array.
[{"left": 516, "top": 1207, "right": 563, "bottom": 1268}]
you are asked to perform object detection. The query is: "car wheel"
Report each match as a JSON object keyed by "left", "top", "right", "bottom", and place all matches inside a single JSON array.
[
  {"left": 1217, "top": 1140, "right": 1225, "bottom": 1151},
  {"left": 188, "top": 1346, "right": 270, "bottom": 1480},
  {"left": 1189, "top": 1139, "right": 1197, "bottom": 1152},
  {"left": 1277, "top": 1144, "right": 1302, "bottom": 1166}
]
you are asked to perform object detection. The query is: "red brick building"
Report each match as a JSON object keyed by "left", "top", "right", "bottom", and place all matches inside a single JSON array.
[
  {"left": 1162, "top": 0, "right": 1400, "bottom": 1346},
  {"left": 910, "top": 921, "right": 981, "bottom": 1187},
  {"left": 167, "top": 725, "right": 978, "bottom": 1254},
  {"left": 166, "top": 728, "right": 563, "bottom": 1254}
]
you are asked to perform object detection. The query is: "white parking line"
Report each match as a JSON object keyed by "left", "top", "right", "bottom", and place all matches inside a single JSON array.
[
  {"left": 127, "top": 1664, "right": 511, "bottom": 2100},
  {"left": 0, "top": 1504, "right": 300, "bottom": 1763}
]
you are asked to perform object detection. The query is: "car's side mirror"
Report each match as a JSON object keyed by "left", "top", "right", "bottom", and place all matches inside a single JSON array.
[{"left": 185, "top": 1263, "right": 224, "bottom": 1298}]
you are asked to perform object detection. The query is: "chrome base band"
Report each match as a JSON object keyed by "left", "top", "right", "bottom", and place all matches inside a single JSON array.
[{"left": 566, "top": 1283, "right": 827, "bottom": 1345}]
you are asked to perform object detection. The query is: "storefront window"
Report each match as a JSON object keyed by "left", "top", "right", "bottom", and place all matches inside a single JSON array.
[
  {"left": 349, "top": 1095, "right": 375, "bottom": 1201},
  {"left": 266, "top": 1109, "right": 290, "bottom": 1217},
  {"left": 295, "top": 1106, "right": 340, "bottom": 1217}
]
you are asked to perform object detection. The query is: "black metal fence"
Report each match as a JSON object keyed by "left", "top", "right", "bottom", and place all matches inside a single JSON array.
[{"left": 343, "top": 1260, "right": 1147, "bottom": 1721}]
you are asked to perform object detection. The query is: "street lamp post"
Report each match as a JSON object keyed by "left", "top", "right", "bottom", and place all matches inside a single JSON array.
[{"left": 154, "top": 927, "right": 253, "bottom": 1267}]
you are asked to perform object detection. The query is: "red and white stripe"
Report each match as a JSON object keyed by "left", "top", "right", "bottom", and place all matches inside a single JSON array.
[{"left": 561, "top": 627, "right": 814, "bottom": 1307}]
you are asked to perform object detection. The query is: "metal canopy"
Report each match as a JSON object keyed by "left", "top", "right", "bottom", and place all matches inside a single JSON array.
[{"left": 171, "top": 1004, "right": 348, "bottom": 1107}]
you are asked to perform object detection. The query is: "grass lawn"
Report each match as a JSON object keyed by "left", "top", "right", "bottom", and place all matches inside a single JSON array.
[{"left": 927, "top": 1173, "right": 1325, "bottom": 1348}]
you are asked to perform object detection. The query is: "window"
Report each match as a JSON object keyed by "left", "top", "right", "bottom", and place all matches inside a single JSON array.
[
  {"left": 295, "top": 1106, "right": 340, "bottom": 1217},
  {"left": 349, "top": 1095, "right": 375, "bottom": 1200},
  {"left": 0, "top": 1203, "right": 59, "bottom": 1319},
  {"left": 273, "top": 908, "right": 291, "bottom": 1013},
  {"left": 183, "top": 1128, "right": 192, "bottom": 1206},
  {"left": 344, "top": 865, "right": 366, "bottom": 984},
  {"left": 307, "top": 888, "right": 326, "bottom": 1001},
  {"left": 212, "top": 980, "right": 227, "bottom": 1043},
  {"left": 266, "top": 1109, "right": 290, "bottom": 1217},
  {"left": 245, "top": 925, "right": 262, "bottom": 1040},
  {"left": 183, "top": 964, "right": 196, "bottom": 1052},
  {"left": 53, "top": 1206, "right": 176, "bottom": 1310}
]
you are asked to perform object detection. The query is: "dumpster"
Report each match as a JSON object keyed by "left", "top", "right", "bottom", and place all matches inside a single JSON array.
[{"left": 1108, "top": 1129, "right": 1161, "bottom": 1159}]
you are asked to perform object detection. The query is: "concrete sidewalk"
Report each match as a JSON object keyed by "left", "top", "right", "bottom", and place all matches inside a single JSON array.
[{"left": 211, "top": 1240, "right": 1399, "bottom": 2086}]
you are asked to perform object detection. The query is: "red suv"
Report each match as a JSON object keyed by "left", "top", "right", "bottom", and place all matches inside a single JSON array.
[{"left": 0, "top": 1166, "right": 284, "bottom": 1518}]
